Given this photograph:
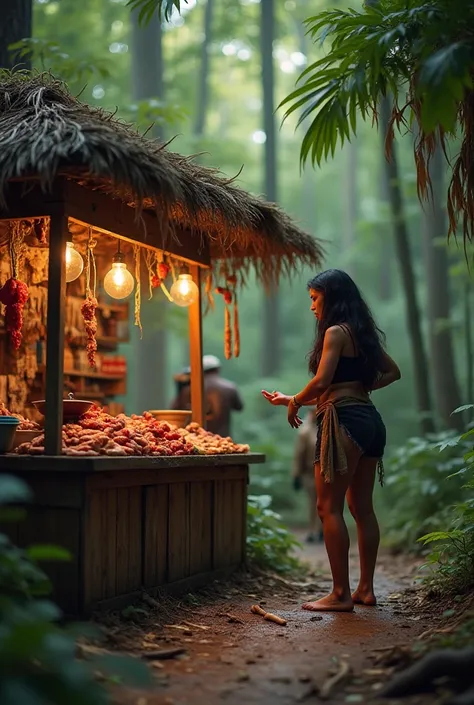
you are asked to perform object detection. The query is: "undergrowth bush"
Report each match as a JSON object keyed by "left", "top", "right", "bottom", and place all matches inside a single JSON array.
[
  {"left": 382, "top": 405, "right": 474, "bottom": 595},
  {"left": 0, "top": 475, "right": 152, "bottom": 705},
  {"left": 418, "top": 417, "right": 474, "bottom": 595},
  {"left": 246, "top": 494, "right": 304, "bottom": 574},
  {"left": 381, "top": 424, "right": 472, "bottom": 551}
]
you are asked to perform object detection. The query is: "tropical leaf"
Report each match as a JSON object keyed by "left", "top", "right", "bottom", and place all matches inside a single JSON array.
[
  {"left": 281, "top": 0, "right": 474, "bottom": 245},
  {"left": 126, "top": 0, "right": 187, "bottom": 24}
]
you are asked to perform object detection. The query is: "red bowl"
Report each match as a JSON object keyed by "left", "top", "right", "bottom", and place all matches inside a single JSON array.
[{"left": 33, "top": 399, "right": 93, "bottom": 420}]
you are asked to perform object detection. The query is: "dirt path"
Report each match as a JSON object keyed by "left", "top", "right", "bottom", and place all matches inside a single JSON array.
[{"left": 104, "top": 531, "right": 436, "bottom": 705}]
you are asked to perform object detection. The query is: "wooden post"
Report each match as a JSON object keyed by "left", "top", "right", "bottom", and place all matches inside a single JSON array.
[
  {"left": 44, "top": 213, "right": 68, "bottom": 455},
  {"left": 188, "top": 265, "right": 204, "bottom": 427}
]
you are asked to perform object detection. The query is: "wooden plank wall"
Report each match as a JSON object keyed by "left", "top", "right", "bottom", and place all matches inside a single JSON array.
[{"left": 83, "top": 469, "right": 248, "bottom": 611}]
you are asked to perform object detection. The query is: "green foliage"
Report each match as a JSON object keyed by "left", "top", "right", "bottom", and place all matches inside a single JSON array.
[
  {"left": 0, "top": 474, "right": 153, "bottom": 705},
  {"left": 246, "top": 494, "right": 303, "bottom": 574},
  {"left": 9, "top": 38, "right": 111, "bottom": 84},
  {"left": 126, "top": 0, "right": 186, "bottom": 24},
  {"left": 280, "top": 0, "right": 474, "bottom": 166},
  {"left": 417, "top": 422, "right": 474, "bottom": 593},
  {"left": 381, "top": 427, "right": 471, "bottom": 550}
]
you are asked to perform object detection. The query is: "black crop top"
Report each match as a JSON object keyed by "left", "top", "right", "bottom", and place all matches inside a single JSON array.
[{"left": 332, "top": 356, "right": 363, "bottom": 384}]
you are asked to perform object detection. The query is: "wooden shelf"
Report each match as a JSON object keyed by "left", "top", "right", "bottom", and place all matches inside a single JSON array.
[
  {"left": 64, "top": 369, "right": 124, "bottom": 381},
  {"left": 78, "top": 391, "right": 106, "bottom": 400},
  {"left": 37, "top": 366, "right": 124, "bottom": 381}
]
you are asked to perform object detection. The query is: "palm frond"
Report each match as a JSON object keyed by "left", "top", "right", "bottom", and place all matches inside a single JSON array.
[{"left": 281, "top": 0, "right": 474, "bottom": 245}]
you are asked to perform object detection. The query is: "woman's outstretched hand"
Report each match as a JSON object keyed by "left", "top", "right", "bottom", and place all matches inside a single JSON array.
[
  {"left": 287, "top": 402, "right": 303, "bottom": 429},
  {"left": 261, "top": 390, "right": 290, "bottom": 406}
]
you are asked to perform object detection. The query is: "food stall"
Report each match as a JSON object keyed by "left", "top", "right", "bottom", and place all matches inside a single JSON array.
[{"left": 0, "top": 74, "right": 323, "bottom": 615}]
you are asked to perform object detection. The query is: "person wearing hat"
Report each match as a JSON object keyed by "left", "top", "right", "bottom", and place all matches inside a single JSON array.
[{"left": 171, "top": 355, "right": 243, "bottom": 437}]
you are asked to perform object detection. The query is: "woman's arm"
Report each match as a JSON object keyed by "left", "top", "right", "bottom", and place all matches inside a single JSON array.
[
  {"left": 371, "top": 352, "right": 401, "bottom": 391},
  {"left": 291, "top": 326, "right": 345, "bottom": 406}
]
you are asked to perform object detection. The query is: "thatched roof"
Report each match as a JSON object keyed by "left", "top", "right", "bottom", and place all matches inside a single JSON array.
[{"left": 0, "top": 73, "right": 323, "bottom": 282}]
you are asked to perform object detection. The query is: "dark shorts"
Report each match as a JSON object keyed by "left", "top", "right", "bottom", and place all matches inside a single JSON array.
[{"left": 315, "top": 403, "right": 386, "bottom": 463}]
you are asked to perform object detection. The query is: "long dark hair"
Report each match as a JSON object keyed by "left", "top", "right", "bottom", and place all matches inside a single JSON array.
[{"left": 308, "top": 269, "right": 386, "bottom": 389}]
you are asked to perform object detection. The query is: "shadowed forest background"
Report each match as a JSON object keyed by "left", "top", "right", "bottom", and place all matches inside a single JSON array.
[{"left": 3, "top": 0, "right": 472, "bottom": 539}]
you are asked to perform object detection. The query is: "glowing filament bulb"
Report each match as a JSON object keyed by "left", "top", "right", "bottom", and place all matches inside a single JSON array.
[
  {"left": 65, "top": 241, "right": 84, "bottom": 283},
  {"left": 103, "top": 256, "right": 135, "bottom": 299},
  {"left": 170, "top": 273, "right": 199, "bottom": 307}
]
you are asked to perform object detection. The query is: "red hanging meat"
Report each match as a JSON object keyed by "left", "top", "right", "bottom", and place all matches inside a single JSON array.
[{"left": 0, "top": 278, "right": 29, "bottom": 350}]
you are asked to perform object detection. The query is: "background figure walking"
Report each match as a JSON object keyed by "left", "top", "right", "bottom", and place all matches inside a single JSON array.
[
  {"left": 292, "top": 408, "right": 323, "bottom": 543},
  {"left": 171, "top": 355, "right": 244, "bottom": 438}
]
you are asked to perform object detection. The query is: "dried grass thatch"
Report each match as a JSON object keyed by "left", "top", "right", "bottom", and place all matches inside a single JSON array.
[{"left": 0, "top": 72, "right": 323, "bottom": 283}]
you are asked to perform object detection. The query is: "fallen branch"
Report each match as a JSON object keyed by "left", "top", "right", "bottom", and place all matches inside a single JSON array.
[
  {"left": 183, "top": 621, "right": 210, "bottom": 631},
  {"left": 141, "top": 647, "right": 186, "bottom": 660},
  {"left": 250, "top": 604, "right": 287, "bottom": 626},
  {"left": 380, "top": 647, "right": 474, "bottom": 698},
  {"left": 319, "top": 659, "right": 352, "bottom": 700},
  {"left": 164, "top": 624, "right": 191, "bottom": 631}
]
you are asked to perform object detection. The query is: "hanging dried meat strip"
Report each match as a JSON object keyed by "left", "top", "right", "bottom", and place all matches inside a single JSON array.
[
  {"left": 81, "top": 295, "right": 98, "bottom": 368},
  {"left": 0, "top": 278, "right": 29, "bottom": 350}
]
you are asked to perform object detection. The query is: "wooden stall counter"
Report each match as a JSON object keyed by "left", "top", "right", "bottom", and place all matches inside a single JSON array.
[{"left": 0, "top": 453, "right": 265, "bottom": 616}]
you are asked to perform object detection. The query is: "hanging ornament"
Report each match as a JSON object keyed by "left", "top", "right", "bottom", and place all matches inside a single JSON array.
[
  {"left": 204, "top": 271, "right": 215, "bottom": 315},
  {"left": 133, "top": 245, "right": 143, "bottom": 338},
  {"left": 81, "top": 228, "right": 98, "bottom": 369},
  {"left": 215, "top": 284, "right": 233, "bottom": 359},
  {"left": 65, "top": 241, "right": 84, "bottom": 283},
  {"left": 227, "top": 274, "right": 240, "bottom": 358},
  {"left": 103, "top": 240, "right": 135, "bottom": 299}
]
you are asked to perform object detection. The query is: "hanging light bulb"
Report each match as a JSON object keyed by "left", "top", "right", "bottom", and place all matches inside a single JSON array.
[
  {"left": 170, "top": 270, "right": 199, "bottom": 307},
  {"left": 103, "top": 241, "right": 135, "bottom": 299},
  {"left": 65, "top": 241, "right": 84, "bottom": 283}
]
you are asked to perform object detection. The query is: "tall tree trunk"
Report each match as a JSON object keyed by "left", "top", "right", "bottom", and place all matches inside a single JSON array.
[
  {"left": 293, "top": 5, "right": 317, "bottom": 231},
  {"left": 380, "top": 96, "right": 435, "bottom": 435},
  {"left": 260, "top": 0, "right": 280, "bottom": 377},
  {"left": 465, "top": 280, "right": 473, "bottom": 404},
  {"left": 422, "top": 145, "right": 463, "bottom": 430},
  {"left": 378, "top": 141, "right": 393, "bottom": 300},
  {"left": 194, "top": 0, "right": 213, "bottom": 137},
  {"left": 0, "top": 0, "right": 32, "bottom": 70},
  {"left": 343, "top": 140, "right": 358, "bottom": 277},
  {"left": 131, "top": 10, "right": 168, "bottom": 411}
]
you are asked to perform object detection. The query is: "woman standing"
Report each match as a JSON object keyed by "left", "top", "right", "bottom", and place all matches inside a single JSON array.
[{"left": 262, "top": 270, "right": 401, "bottom": 612}]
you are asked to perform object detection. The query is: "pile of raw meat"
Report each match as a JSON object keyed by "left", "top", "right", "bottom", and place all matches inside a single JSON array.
[
  {"left": 14, "top": 406, "right": 250, "bottom": 457},
  {"left": 0, "top": 403, "right": 41, "bottom": 430}
]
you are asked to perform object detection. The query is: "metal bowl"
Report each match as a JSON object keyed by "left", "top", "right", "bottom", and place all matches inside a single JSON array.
[
  {"left": 148, "top": 409, "right": 192, "bottom": 428},
  {"left": 33, "top": 398, "right": 93, "bottom": 421}
]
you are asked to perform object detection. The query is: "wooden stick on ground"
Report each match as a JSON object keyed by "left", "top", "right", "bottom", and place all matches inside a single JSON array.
[
  {"left": 141, "top": 647, "right": 186, "bottom": 660},
  {"left": 183, "top": 621, "right": 210, "bottom": 631},
  {"left": 250, "top": 604, "right": 287, "bottom": 626}
]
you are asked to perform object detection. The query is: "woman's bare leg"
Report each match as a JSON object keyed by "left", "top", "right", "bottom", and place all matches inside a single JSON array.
[
  {"left": 346, "top": 457, "right": 379, "bottom": 606},
  {"left": 302, "top": 432, "right": 362, "bottom": 612}
]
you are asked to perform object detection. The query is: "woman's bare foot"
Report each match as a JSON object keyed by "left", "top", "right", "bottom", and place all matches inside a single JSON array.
[
  {"left": 351, "top": 588, "right": 377, "bottom": 606},
  {"left": 302, "top": 592, "right": 354, "bottom": 612}
]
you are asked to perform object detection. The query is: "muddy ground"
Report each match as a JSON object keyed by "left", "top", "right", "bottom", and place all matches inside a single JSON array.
[{"left": 87, "top": 530, "right": 458, "bottom": 705}]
